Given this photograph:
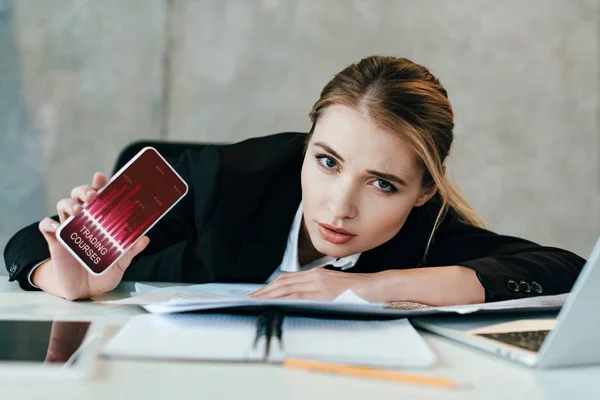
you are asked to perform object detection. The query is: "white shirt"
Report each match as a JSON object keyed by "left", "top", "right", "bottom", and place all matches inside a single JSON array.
[
  {"left": 265, "top": 202, "right": 361, "bottom": 283},
  {"left": 28, "top": 259, "right": 48, "bottom": 288},
  {"left": 28, "top": 202, "right": 362, "bottom": 288}
]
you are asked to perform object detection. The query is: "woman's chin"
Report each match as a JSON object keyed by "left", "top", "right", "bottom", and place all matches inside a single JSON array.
[{"left": 313, "top": 238, "right": 358, "bottom": 259}]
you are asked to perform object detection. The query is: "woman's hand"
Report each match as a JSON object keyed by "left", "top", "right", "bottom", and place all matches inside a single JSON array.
[
  {"left": 248, "top": 265, "right": 485, "bottom": 306},
  {"left": 248, "top": 268, "right": 385, "bottom": 302},
  {"left": 35, "top": 172, "right": 150, "bottom": 301}
]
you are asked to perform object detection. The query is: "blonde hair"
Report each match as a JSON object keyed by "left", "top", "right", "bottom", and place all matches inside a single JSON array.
[{"left": 307, "top": 56, "right": 485, "bottom": 255}]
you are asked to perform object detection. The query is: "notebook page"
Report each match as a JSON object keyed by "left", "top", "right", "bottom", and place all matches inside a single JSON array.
[
  {"left": 282, "top": 317, "right": 435, "bottom": 368},
  {"left": 102, "top": 314, "right": 262, "bottom": 362}
]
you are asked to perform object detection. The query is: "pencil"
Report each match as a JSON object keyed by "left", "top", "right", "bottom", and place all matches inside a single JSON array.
[{"left": 282, "top": 358, "right": 465, "bottom": 389}]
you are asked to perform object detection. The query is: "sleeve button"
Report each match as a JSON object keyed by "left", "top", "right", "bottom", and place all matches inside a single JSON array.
[
  {"left": 519, "top": 280, "right": 532, "bottom": 293},
  {"left": 506, "top": 279, "right": 520, "bottom": 292},
  {"left": 9, "top": 263, "right": 18, "bottom": 274},
  {"left": 531, "top": 281, "right": 543, "bottom": 294}
]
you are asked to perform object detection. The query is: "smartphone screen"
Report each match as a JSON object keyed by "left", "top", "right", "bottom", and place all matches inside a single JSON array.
[
  {"left": 56, "top": 147, "right": 189, "bottom": 275},
  {"left": 0, "top": 320, "right": 91, "bottom": 364}
]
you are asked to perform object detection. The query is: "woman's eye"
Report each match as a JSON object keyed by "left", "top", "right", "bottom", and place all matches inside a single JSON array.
[
  {"left": 373, "top": 179, "right": 397, "bottom": 193},
  {"left": 317, "top": 155, "right": 337, "bottom": 169}
]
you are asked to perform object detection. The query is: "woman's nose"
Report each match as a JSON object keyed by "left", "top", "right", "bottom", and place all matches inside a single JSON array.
[{"left": 326, "top": 183, "right": 357, "bottom": 220}]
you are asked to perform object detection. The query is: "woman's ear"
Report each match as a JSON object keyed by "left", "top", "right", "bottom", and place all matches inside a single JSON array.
[
  {"left": 414, "top": 185, "right": 437, "bottom": 207},
  {"left": 415, "top": 165, "right": 445, "bottom": 207}
]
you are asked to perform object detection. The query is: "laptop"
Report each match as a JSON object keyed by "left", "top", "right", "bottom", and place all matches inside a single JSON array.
[{"left": 413, "top": 235, "right": 600, "bottom": 368}]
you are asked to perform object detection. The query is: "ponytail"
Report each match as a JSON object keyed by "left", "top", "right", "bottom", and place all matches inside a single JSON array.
[
  {"left": 443, "top": 179, "right": 486, "bottom": 228},
  {"left": 423, "top": 173, "right": 485, "bottom": 259}
]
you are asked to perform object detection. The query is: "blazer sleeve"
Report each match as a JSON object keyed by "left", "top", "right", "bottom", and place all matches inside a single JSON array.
[
  {"left": 3, "top": 146, "right": 222, "bottom": 291},
  {"left": 423, "top": 218, "right": 586, "bottom": 302}
]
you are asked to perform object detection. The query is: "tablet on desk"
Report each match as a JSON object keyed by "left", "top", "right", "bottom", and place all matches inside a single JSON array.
[{"left": 0, "top": 318, "right": 104, "bottom": 380}]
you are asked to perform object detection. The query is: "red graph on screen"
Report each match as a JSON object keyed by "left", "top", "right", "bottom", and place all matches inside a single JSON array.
[{"left": 58, "top": 148, "right": 188, "bottom": 274}]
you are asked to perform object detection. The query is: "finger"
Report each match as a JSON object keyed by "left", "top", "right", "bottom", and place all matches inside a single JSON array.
[
  {"left": 249, "top": 271, "right": 315, "bottom": 297},
  {"left": 70, "top": 185, "right": 96, "bottom": 203},
  {"left": 280, "top": 291, "right": 333, "bottom": 301},
  {"left": 56, "top": 198, "right": 83, "bottom": 223},
  {"left": 249, "top": 280, "right": 285, "bottom": 297},
  {"left": 268, "top": 272, "right": 297, "bottom": 284},
  {"left": 274, "top": 270, "right": 317, "bottom": 284},
  {"left": 92, "top": 172, "right": 108, "bottom": 191},
  {"left": 249, "top": 276, "right": 284, "bottom": 297},
  {"left": 252, "top": 282, "right": 316, "bottom": 299},
  {"left": 280, "top": 293, "right": 308, "bottom": 300},
  {"left": 38, "top": 217, "right": 61, "bottom": 248},
  {"left": 115, "top": 236, "right": 150, "bottom": 272}
]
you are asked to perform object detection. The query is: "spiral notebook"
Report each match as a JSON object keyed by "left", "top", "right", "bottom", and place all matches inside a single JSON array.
[{"left": 102, "top": 313, "right": 436, "bottom": 368}]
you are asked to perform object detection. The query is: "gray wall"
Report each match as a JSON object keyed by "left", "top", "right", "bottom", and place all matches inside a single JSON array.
[
  {"left": 0, "top": 0, "right": 47, "bottom": 275},
  {"left": 1, "top": 0, "right": 599, "bottom": 276}
]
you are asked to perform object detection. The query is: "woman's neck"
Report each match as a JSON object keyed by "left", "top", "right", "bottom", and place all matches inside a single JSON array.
[{"left": 297, "top": 217, "right": 325, "bottom": 266}]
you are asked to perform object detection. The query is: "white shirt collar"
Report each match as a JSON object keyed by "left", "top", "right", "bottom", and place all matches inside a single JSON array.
[{"left": 267, "top": 202, "right": 361, "bottom": 282}]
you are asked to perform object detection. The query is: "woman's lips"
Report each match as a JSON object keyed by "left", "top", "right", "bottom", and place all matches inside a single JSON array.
[{"left": 317, "top": 223, "right": 356, "bottom": 244}]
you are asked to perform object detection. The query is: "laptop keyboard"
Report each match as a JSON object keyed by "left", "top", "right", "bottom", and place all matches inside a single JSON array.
[{"left": 478, "top": 330, "right": 550, "bottom": 353}]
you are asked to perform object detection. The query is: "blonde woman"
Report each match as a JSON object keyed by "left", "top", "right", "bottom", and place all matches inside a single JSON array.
[{"left": 5, "top": 56, "right": 585, "bottom": 305}]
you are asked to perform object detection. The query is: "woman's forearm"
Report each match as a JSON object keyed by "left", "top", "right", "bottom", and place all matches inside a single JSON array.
[
  {"left": 372, "top": 266, "right": 485, "bottom": 306},
  {"left": 32, "top": 259, "right": 59, "bottom": 294},
  {"left": 32, "top": 259, "right": 71, "bottom": 299}
]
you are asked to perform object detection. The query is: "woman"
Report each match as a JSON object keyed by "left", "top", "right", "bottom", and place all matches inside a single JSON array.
[{"left": 4, "top": 56, "right": 585, "bottom": 304}]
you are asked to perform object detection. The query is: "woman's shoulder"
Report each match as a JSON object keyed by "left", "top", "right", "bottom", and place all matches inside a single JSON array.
[
  {"left": 173, "top": 132, "right": 305, "bottom": 217},
  {"left": 215, "top": 132, "right": 307, "bottom": 172},
  {"left": 171, "top": 131, "right": 307, "bottom": 190}
]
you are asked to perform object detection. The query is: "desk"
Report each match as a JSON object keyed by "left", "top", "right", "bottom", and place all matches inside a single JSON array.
[{"left": 1, "top": 281, "right": 599, "bottom": 400}]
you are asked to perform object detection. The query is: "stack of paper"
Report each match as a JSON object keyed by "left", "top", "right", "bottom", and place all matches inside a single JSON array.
[{"left": 100, "top": 283, "right": 568, "bottom": 317}]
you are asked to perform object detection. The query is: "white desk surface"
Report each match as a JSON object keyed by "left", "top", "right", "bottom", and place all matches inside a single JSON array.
[{"left": 0, "top": 280, "right": 598, "bottom": 400}]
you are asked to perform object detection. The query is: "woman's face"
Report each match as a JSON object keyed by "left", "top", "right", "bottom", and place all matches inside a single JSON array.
[{"left": 301, "top": 104, "right": 436, "bottom": 258}]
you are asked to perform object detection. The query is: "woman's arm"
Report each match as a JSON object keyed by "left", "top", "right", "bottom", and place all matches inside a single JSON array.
[
  {"left": 423, "top": 219, "right": 586, "bottom": 302},
  {"left": 4, "top": 147, "right": 221, "bottom": 296},
  {"left": 365, "top": 266, "right": 485, "bottom": 305},
  {"left": 249, "top": 265, "right": 484, "bottom": 305},
  {"left": 251, "top": 218, "right": 585, "bottom": 305}
]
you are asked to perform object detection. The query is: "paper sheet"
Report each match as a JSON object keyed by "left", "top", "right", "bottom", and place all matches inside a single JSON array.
[
  {"left": 102, "top": 313, "right": 262, "bottom": 362},
  {"left": 103, "top": 283, "right": 263, "bottom": 305},
  {"left": 99, "top": 282, "right": 567, "bottom": 317},
  {"left": 282, "top": 317, "right": 436, "bottom": 367},
  {"left": 431, "top": 294, "right": 567, "bottom": 315},
  {"left": 333, "top": 289, "right": 371, "bottom": 304}
]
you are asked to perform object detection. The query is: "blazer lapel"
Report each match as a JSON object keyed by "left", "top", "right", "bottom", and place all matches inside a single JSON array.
[
  {"left": 226, "top": 166, "right": 302, "bottom": 283},
  {"left": 202, "top": 132, "right": 306, "bottom": 283}
]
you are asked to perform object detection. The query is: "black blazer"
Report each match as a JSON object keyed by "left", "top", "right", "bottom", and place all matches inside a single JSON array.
[{"left": 4, "top": 132, "right": 586, "bottom": 302}]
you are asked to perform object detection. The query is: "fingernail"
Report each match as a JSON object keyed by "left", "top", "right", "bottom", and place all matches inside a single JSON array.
[
  {"left": 50, "top": 222, "right": 59, "bottom": 229},
  {"left": 86, "top": 190, "right": 94, "bottom": 197},
  {"left": 73, "top": 204, "right": 81, "bottom": 211}
]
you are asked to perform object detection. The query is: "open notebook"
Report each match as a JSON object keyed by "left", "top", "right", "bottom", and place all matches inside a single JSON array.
[{"left": 102, "top": 313, "right": 436, "bottom": 368}]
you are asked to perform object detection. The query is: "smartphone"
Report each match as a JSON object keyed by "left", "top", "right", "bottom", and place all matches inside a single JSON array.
[
  {"left": 0, "top": 318, "right": 104, "bottom": 380},
  {"left": 56, "top": 147, "right": 189, "bottom": 276}
]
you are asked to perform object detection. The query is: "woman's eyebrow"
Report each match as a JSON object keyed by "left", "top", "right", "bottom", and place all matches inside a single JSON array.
[
  {"left": 366, "top": 170, "right": 408, "bottom": 187},
  {"left": 313, "top": 141, "right": 408, "bottom": 187},
  {"left": 313, "top": 142, "right": 345, "bottom": 162}
]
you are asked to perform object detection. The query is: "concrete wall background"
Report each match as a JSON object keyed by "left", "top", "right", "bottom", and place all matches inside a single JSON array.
[
  {"left": 0, "top": 0, "right": 47, "bottom": 275},
  {"left": 1, "top": 0, "right": 599, "bottom": 276}
]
